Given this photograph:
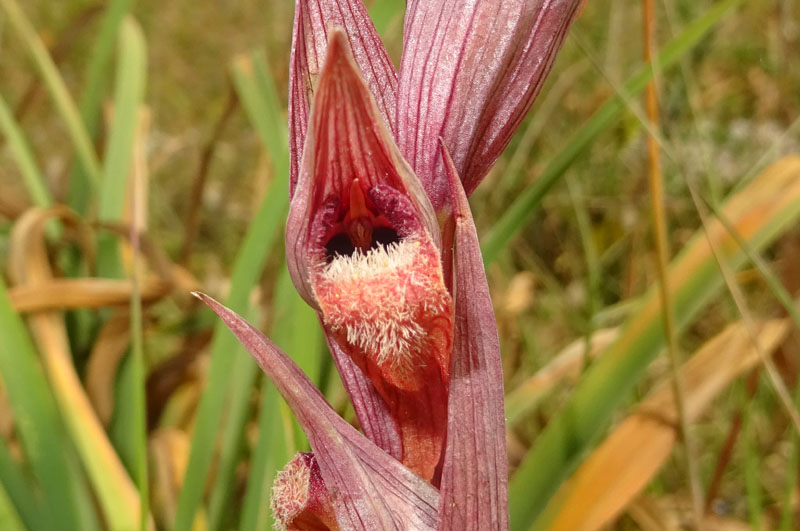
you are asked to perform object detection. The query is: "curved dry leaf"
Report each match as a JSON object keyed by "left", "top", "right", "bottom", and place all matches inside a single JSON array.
[
  {"left": 6, "top": 207, "right": 143, "bottom": 527},
  {"left": 543, "top": 318, "right": 789, "bottom": 531},
  {"left": 149, "top": 428, "right": 190, "bottom": 530},
  {"left": 9, "top": 277, "right": 170, "bottom": 313}
]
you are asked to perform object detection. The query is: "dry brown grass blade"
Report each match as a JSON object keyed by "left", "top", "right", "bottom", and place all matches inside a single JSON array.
[
  {"left": 148, "top": 428, "right": 190, "bottom": 530},
  {"left": 0, "top": 186, "right": 29, "bottom": 220},
  {"left": 85, "top": 309, "right": 132, "bottom": 426},
  {"left": 628, "top": 494, "right": 753, "bottom": 531},
  {"left": 98, "top": 220, "right": 201, "bottom": 294},
  {"left": 6, "top": 206, "right": 143, "bottom": 526},
  {"left": 9, "top": 276, "right": 170, "bottom": 312},
  {"left": 0, "top": 378, "right": 14, "bottom": 440},
  {"left": 641, "top": 0, "right": 702, "bottom": 523},
  {"left": 505, "top": 327, "right": 620, "bottom": 425},
  {"left": 544, "top": 318, "right": 790, "bottom": 531}
]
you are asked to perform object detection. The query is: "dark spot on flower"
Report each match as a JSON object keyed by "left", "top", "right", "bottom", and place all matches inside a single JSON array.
[
  {"left": 324, "top": 226, "right": 401, "bottom": 262},
  {"left": 315, "top": 184, "right": 414, "bottom": 263},
  {"left": 370, "top": 227, "right": 399, "bottom": 249},
  {"left": 325, "top": 233, "right": 357, "bottom": 262}
]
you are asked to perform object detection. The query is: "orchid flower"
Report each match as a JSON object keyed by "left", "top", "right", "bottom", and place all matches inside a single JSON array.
[{"left": 196, "top": 0, "right": 582, "bottom": 529}]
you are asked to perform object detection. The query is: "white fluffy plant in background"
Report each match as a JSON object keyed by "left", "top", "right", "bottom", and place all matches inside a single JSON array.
[{"left": 194, "top": 0, "right": 583, "bottom": 528}]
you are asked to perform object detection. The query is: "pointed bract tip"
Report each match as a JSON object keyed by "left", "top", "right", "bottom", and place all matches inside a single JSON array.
[
  {"left": 439, "top": 139, "right": 468, "bottom": 220},
  {"left": 317, "top": 27, "right": 356, "bottom": 82}
]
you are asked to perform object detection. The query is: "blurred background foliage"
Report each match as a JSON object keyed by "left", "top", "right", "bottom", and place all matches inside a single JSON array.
[{"left": 1, "top": 0, "right": 800, "bottom": 530}]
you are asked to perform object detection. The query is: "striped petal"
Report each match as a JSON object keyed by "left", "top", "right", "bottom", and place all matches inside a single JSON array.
[
  {"left": 289, "top": 0, "right": 398, "bottom": 197},
  {"left": 438, "top": 143, "right": 509, "bottom": 530},
  {"left": 396, "top": 0, "right": 583, "bottom": 208}
]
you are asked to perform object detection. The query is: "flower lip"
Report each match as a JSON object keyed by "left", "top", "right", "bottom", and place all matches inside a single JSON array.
[{"left": 308, "top": 180, "right": 444, "bottom": 389}]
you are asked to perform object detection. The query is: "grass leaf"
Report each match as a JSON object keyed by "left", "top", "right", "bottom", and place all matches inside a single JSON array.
[
  {"left": 480, "top": 0, "right": 746, "bottom": 265},
  {"left": 68, "top": 0, "right": 133, "bottom": 213},
  {"left": 0, "top": 0, "right": 101, "bottom": 188},
  {"left": 0, "top": 276, "right": 89, "bottom": 531},
  {"left": 0, "top": 94, "right": 51, "bottom": 208},
  {"left": 97, "top": 16, "right": 147, "bottom": 278},
  {"left": 508, "top": 155, "right": 800, "bottom": 528},
  {"left": 173, "top": 51, "right": 290, "bottom": 531}
]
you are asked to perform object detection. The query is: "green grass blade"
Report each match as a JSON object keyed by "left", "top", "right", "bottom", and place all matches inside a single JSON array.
[
  {"left": 129, "top": 101, "right": 149, "bottom": 531},
  {"left": 779, "top": 381, "right": 800, "bottom": 531},
  {"left": 368, "top": 0, "right": 405, "bottom": 37},
  {"left": 0, "top": 278, "right": 87, "bottom": 531},
  {"left": 98, "top": 19, "right": 147, "bottom": 491},
  {"left": 207, "top": 51, "right": 304, "bottom": 531},
  {"left": 0, "top": 439, "right": 46, "bottom": 530},
  {"left": 79, "top": 0, "right": 134, "bottom": 139},
  {"left": 131, "top": 287, "right": 148, "bottom": 531},
  {"left": 480, "top": 0, "right": 746, "bottom": 265},
  {"left": 206, "top": 307, "right": 261, "bottom": 530},
  {"left": 0, "top": 0, "right": 101, "bottom": 188},
  {"left": 238, "top": 383, "right": 289, "bottom": 531},
  {"left": 237, "top": 265, "right": 323, "bottom": 530},
  {"left": 0, "top": 485, "right": 24, "bottom": 531},
  {"left": 508, "top": 156, "right": 800, "bottom": 529},
  {"left": 69, "top": 0, "right": 133, "bottom": 214},
  {"left": 173, "top": 51, "right": 290, "bottom": 531},
  {"left": 97, "top": 16, "right": 147, "bottom": 278},
  {"left": 231, "top": 52, "right": 288, "bottom": 164},
  {"left": 0, "top": 94, "right": 51, "bottom": 208}
]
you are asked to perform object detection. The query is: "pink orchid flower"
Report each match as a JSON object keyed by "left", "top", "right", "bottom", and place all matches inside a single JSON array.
[{"left": 196, "top": 1, "right": 582, "bottom": 529}]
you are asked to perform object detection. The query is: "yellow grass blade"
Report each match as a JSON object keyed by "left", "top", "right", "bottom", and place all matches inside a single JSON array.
[
  {"left": 512, "top": 155, "right": 800, "bottom": 527},
  {"left": 540, "top": 318, "right": 789, "bottom": 531},
  {"left": 6, "top": 207, "right": 144, "bottom": 530}
]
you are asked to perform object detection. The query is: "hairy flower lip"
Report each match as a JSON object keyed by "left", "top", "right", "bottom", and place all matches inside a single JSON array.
[
  {"left": 313, "top": 234, "right": 451, "bottom": 390},
  {"left": 311, "top": 206, "right": 453, "bottom": 480}
]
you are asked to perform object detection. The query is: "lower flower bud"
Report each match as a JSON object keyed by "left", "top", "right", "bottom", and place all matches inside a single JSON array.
[{"left": 271, "top": 452, "right": 337, "bottom": 531}]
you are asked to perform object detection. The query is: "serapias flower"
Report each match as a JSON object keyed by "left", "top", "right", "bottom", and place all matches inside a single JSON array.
[
  {"left": 287, "top": 30, "right": 453, "bottom": 481},
  {"left": 197, "top": 0, "right": 582, "bottom": 529}
]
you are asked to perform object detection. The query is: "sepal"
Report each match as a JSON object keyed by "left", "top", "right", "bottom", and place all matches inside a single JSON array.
[{"left": 194, "top": 292, "right": 439, "bottom": 530}]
